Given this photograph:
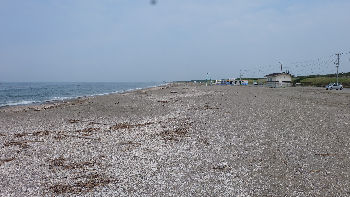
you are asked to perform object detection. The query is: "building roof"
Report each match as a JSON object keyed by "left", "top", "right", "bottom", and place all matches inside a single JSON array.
[{"left": 265, "top": 72, "right": 291, "bottom": 77}]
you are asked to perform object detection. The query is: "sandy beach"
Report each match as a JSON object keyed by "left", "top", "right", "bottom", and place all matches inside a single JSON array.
[{"left": 1, "top": 83, "right": 350, "bottom": 196}]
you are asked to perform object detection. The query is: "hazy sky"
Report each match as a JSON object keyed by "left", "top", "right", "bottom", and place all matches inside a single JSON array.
[{"left": 1, "top": 0, "right": 350, "bottom": 82}]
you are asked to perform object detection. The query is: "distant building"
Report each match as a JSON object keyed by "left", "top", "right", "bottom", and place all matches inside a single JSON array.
[
  {"left": 215, "top": 78, "right": 235, "bottom": 85},
  {"left": 265, "top": 72, "right": 292, "bottom": 88},
  {"left": 214, "top": 78, "right": 248, "bottom": 85},
  {"left": 234, "top": 79, "right": 248, "bottom": 85}
]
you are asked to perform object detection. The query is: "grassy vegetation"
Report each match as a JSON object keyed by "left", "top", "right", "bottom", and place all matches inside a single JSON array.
[
  {"left": 293, "top": 72, "right": 350, "bottom": 88},
  {"left": 242, "top": 78, "right": 266, "bottom": 85},
  {"left": 299, "top": 77, "right": 350, "bottom": 87}
]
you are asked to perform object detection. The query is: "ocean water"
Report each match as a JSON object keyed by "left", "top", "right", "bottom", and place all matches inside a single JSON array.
[{"left": 0, "top": 82, "right": 162, "bottom": 107}]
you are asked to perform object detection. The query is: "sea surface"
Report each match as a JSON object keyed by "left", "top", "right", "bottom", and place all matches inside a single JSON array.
[{"left": 0, "top": 82, "right": 162, "bottom": 107}]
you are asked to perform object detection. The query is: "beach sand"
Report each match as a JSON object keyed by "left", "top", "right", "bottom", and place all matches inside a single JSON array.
[{"left": 1, "top": 83, "right": 350, "bottom": 196}]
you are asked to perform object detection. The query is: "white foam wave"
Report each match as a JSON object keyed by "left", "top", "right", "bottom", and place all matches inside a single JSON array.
[
  {"left": 49, "top": 96, "right": 73, "bottom": 101},
  {"left": 0, "top": 82, "right": 164, "bottom": 107},
  {"left": 0, "top": 100, "right": 39, "bottom": 107}
]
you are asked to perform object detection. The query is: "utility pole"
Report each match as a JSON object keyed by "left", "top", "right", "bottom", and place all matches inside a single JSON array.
[
  {"left": 279, "top": 62, "right": 283, "bottom": 73},
  {"left": 335, "top": 53, "right": 341, "bottom": 84},
  {"left": 206, "top": 72, "right": 209, "bottom": 86},
  {"left": 239, "top": 70, "right": 242, "bottom": 85}
]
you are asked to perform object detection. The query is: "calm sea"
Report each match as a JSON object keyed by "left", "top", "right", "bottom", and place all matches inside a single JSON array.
[{"left": 0, "top": 82, "right": 162, "bottom": 107}]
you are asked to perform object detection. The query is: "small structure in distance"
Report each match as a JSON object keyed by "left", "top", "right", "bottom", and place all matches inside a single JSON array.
[
  {"left": 265, "top": 72, "right": 292, "bottom": 88},
  {"left": 214, "top": 78, "right": 249, "bottom": 85}
]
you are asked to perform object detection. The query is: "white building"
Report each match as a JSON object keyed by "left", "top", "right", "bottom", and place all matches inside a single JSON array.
[{"left": 265, "top": 72, "right": 292, "bottom": 88}]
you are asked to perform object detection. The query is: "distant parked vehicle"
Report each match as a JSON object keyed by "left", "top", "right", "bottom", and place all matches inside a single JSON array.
[{"left": 326, "top": 83, "right": 343, "bottom": 90}]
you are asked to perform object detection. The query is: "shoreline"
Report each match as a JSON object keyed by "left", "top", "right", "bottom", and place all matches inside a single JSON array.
[
  {"left": 2, "top": 82, "right": 348, "bottom": 111},
  {"left": 1, "top": 83, "right": 350, "bottom": 196},
  {"left": 0, "top": 83, "right": 168, "bottom": 112}
]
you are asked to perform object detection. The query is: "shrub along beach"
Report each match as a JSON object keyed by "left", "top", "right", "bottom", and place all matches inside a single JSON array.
[{"left": 0, "top": 83, "right": 350, "bottom": 196}]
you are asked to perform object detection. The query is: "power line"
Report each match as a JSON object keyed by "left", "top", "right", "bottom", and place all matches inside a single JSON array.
[{"left": 244, "top": 51, "right": 350, "bottom": 77}]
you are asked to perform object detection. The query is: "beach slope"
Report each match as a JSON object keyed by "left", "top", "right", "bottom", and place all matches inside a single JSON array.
[{"left": 1, "top": 83, "right": 350, "bottom": 196}]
